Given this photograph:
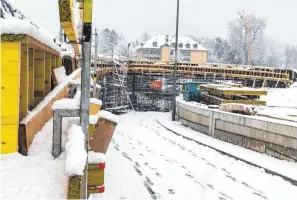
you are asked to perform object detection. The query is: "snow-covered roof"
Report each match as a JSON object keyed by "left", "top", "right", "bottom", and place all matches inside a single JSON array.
[
  {"left": 0, "top": 0, "right": 69, "bottom": 54},
  {"left": 140, "top": 35, "right": 207, "bottom": 51}
]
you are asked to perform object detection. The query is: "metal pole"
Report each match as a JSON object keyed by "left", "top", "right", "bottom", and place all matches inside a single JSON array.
[
  {"left": 172, "top": 0, "right": 179, "bottom": 121},
  {"left": 93, "top": 28, "right": 98, "bottom": 97},
  {"left": 128, "top": 43, "right": 131, "bottom": 61},
  {"left": 81, "top": 0, "right": 93, "bottom": 198}
]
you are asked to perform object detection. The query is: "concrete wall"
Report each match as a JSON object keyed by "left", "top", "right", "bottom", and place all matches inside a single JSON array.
[{"left": 177, "top": 99, "right": 297, "bottom": 162}]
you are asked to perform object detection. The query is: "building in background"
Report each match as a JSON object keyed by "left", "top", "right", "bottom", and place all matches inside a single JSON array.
[{"left": 135, "top": 35, "right": 208, "bottom": 63}]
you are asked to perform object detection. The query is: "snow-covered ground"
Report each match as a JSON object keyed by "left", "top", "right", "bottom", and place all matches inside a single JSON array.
[
  {"left": 91, "top": 112, "right": 297, "bottom": 200},
  {"left": 1, "top": 117, "right": 79, "bottom": 199}
]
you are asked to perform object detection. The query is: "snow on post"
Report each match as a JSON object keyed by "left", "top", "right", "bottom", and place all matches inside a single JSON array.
[
  {"left": 90, "top": 98, "right": 102, "bottom": 106},
  {"left": 52, "top": 90, "right": 81, "bottom": 110},
  {"left": 65, "top": 125, "right": 87, "bottom": 176},
  {"left": 97, "top": 110, "right": 119, "bottom": 124},
  {"left": 88, "top": 151, "right": 106, "bottom": 164}
]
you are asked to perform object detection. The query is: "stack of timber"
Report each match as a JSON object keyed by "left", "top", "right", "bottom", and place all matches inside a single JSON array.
[{"left": 200, "top": 84, "right": 267, "bottom": 106}]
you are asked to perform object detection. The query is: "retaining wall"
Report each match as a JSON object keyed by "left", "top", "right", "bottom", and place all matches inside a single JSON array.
[{"left": 176, "top": 99, "right": 297, "bottom": 162}]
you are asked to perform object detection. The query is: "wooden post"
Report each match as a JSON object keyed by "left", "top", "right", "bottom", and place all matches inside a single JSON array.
[
  {"left": 20, "top": 44, "right": 29, "bottom": 120},
  {"left": 45, "top": 53, "right": 52, "bottom": 94},
  {"left": 34, "top": 50, "right": 45, "bottom": 106},
  {"left": 28, "top": 48, "right": 35, "bottom": 110}
]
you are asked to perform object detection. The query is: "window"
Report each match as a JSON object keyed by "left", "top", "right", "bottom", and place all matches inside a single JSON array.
[
  {"left": 185, "top": 43, "right": 191, "bottom": 48},
  {"left": 193, "top": 44, "right": 198, "bottom": 49},
  {"left": 152, "top": 41, "right": 158, "bottom": 47},
  {"left": 171, "top": 43, "right": 175, "bottom": 48},
  {"left": 179, "top": 43, "right": 183, "bottom": 48}
]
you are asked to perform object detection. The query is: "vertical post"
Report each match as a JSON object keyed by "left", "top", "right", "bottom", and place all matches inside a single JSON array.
[
  {"left": 81, "top": 0, "right": 93, "bottom": 198},
  {"left": 93, "top": 28, "right": 98, "bottom": 97},
  {"left": 172, "top": 0, "right": 180, "bottom": 121}
]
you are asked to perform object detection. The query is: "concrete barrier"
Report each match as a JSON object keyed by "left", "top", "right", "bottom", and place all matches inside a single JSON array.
[{"left": 176, "top": 99, "right": 297, "bottom": 162}]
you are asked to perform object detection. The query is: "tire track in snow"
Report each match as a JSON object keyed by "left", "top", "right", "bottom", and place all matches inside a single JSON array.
[{"left": 140, "top": 121, "right": 268, "bottom": 199}]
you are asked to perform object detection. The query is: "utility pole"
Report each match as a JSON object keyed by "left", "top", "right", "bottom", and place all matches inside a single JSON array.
[
  {"left": 238, "top": 10, "right": 252, "bottom": 65},
  {"left": 81, "top": 0, "right": 93, "bottom": 198},
  {"left": 93, "top": 28, "right": 99, "bottom": 97},
  {"left": 172, "top": 0, "right": 179, "bottom": 121}
]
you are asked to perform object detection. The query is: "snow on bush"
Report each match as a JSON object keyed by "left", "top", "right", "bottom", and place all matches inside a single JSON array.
[
  {"left": 21, "top": 68, "right": 81, "bottom": 125},
  {"left": 65, "top": 125, "right": 87, "bottom": 176},
  {"left": 98, "top": 110, "right": 119, "bottom": 124},
  {"left": 88, "top": 151, "right": 106, "bottom": 164},
  {"left": 53, "top": 66, "right": 67, "bottom": 84},
  {"left": 90, "top": 98, "right": 102, "bottom": 106}
]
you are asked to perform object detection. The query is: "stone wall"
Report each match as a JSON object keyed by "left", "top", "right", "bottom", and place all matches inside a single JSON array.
[{"left": 177, "top": 100, "right": 297, "bottom": 162}]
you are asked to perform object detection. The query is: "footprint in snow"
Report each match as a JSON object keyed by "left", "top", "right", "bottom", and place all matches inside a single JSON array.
[
  {"left": 134, "top": 166, "right": 142, "bottom": 176},
  {"left": 168, "top": 189, "right": 175, "bottom": 195},
  {"left": 146, "top": 176, "right": 154, "bottom": 186}
]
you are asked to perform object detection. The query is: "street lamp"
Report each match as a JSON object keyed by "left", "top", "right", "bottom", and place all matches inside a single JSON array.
[{"left": 172, "top": 0, "right": 179, "bottom": 121}]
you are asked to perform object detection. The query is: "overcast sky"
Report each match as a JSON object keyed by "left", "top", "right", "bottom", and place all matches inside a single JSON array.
[{"left": 10, "top": 0, "right": 297, "bottom": 45}]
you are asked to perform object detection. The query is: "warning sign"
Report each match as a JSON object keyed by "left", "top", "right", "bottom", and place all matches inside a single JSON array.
[{"left": 151, "top": 80, "right": 162, "bottom": 89}]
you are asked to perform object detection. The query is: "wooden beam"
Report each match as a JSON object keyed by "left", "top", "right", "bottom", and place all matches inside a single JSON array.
[
  {"left": 45, "top": 53, "right": 52, "bottom": 94},
  {"left": 28, "top": 48, "right": 35, "bottom": 110},
  {"left": 34, "top": 50, "right": 45, "bottom": 106},
  {"left": 20, "top": 44, "right": 29, "bottom": 120},
  {"left": 2, "top": 34, "right": 60, "bottom": 56}
]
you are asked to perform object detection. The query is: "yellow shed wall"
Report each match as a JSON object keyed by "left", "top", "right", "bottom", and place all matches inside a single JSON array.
[{"left": 1, "top": 42, "right": 21, "bottom": 154}]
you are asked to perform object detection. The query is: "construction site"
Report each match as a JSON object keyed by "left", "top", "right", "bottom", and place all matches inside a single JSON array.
[
  {"left": 95, "top": 60, "right": 296, "bottom": 112},
  {"left": 1, "top": 0, "right": 297, "bottom": 200}
]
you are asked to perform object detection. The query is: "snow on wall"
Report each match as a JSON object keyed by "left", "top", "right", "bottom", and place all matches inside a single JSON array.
[
  {"left": 140, "top": 35, "right": 207, "bottom": 51},
  {"left": 0, "top": 0, "right": 63, "bottom": 53},
  {"left": 88, "top": 151, "right": 106, "bottom": 164},
  {"left": 21, "top": 68, "right": 81, "bottom": 125},
  {"left": 52, "top": 89, "right": 81, "bottom": 110},
  {"left": 65, "top": 125, "right": 87, "bottom": 176}
]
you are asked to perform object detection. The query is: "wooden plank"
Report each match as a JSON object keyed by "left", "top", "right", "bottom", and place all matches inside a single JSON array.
[
  {"left": 51, "top": 55, "right": 57, "bottom": 69},
  {"left": 45, "top": 53, "right": 52, "bottom": 94},
  {"left": 1, "top": 42, "right": 20, "bottom": 154},
  {"left": 87, "top": 169, "right": 104, "bottom": 187},
  {"left": 25, "top": 86, "right": 68, "bottom": 148},
  {"left": 27, "top": 36, "right": 60, "bottom": 56},
  {"left": 34, "top": 50, "right": 45, "bottom": 106},
  {"left": 20, "top": 44, "right": 29, "bottom": 120},
  {"left": 28, "top": 48, "right": 34, "bottom": 110},
  {"left": 89, "top": 118, "right": 117, "bottom": 153}
]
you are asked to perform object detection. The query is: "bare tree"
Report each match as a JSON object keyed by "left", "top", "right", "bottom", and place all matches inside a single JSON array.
[
  {"left": 228, "top": 14, "right": 266, "bottom": 65},
  {"left": 141, "top": 32, "right": 151, "bottom": 42},
  {"left": 100, "top": 28, "right": 123, "bottom": 59}
]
